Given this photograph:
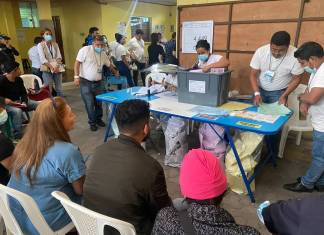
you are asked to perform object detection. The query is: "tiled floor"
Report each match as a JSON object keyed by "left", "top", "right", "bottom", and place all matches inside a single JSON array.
[{"left": 65, "top": 86, "right": 319, "bottom": 235}]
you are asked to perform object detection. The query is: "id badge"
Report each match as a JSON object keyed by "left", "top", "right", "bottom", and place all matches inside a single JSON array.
[
  {"left": 97, "top": 68, "right": 102, "bottom": 74},
  {"left": 264, "top": 70, "right": 275, "bottom": 82}
]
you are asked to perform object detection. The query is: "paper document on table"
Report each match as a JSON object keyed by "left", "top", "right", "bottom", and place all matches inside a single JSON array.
[
  {"left": 189, "top": 69, "right": 203, "bottom": 73},
  {"left": 258, "top": 102, "right": 291, "bottom": 116},
  {"left": 188, "top": 80, "right": 206, "bottom": 93},
  {"left": 220, "top": 102, "right": 252, "bottom": 111},
  {"left": 131, "top": 84, "right": 165, "bottom": 96},
  {"left": 150, "top": 98, "right": 196, "bottom": 118},
  {"left": 230, "top": 110, "right": 279, "bottom": 124},
  {"left": 190, "top": 106, "right": 228, "bottom": 116}
]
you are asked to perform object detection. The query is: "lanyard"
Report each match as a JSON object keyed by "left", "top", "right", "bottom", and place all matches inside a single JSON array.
[
  {"left": 47, "top": 43, "right": 54, "bottom": 58},
  {"left": 269, "top": 50, "right": 286, "bottom": 72},
  {"left": 93, "top": 47, "right": 102, "bottom": 68}
]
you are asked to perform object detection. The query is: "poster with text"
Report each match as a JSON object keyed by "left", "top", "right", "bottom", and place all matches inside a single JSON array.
[{"left": 182, "top": 20, "right": 214, "bottom": 53}]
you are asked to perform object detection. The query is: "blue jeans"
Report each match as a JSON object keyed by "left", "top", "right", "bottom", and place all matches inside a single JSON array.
[
  {"left": 115, "top": 61, "right": 134, "bottom": 87},
  {"left": 42, "top": 72, "right": 63, "bottom": 96},
  {"left": 260, "top": 88, "right": 286, "bottom": 157},
  {"left": 80, "top": 78, "right": 105, "bottom": 126},
  {"left": 302, "top": 130, "right": 324, "bottom": 188},
  {"left": 31, "top": 67, "right": 43, "bottom": 82},
  {"left": 6, "top": 100, "right": 39, "bottom": 138}
]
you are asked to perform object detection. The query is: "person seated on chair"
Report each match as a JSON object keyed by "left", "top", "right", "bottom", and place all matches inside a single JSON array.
[
  {"left": 284, "top": 41, "right": 324, "bottom": 193},
  {"left": 191, "top": 39, "right": 230, "bottom": 73},
  {"left": 8, "top": 97, "right": 86, "bottom": 235},
  {"left": 258, "top": 195, "right": 324, "bottom": 235},
  {"left": 0, "top": 61, "right": 38, "bottom": 139},
  {"left": 83, "top": 99, "right": 171, "bottom": 235},
  {"left": 152, "top": 149, "right": 260, "bottom": 235}
]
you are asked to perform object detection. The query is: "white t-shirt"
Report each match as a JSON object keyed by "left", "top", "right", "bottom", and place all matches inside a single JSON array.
[
  {"left": 114, "top": 44, "right": 128, "bottom": 62},
  {"left": 28, "top": 45, "right": 41, "bottom": 69},
  {"left": 250, "top": 44, "right": 304, "bottom": 91},
  {"left": 76, "top": 45, "right": 110, "bottom": 81},
  {"left": 109, "top": 41, "right": 118, "bottom": 58},
  {"left": 127, "top": 37, "right": 145, "bottom": 63},
  {"left": 198, "top": 54, "right": 223, "bottom": 69},
  {"left": 308, "top": 63, "right": 324, "bottom": 132}
]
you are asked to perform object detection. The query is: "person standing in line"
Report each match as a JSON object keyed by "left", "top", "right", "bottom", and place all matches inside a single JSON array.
[
  {"left": 74, "top": 35, "right": 112, "bottom": 132},
  {"left": 148, "top": 33, "right": 165, "bottom": 66},
  {"left": 28, "top": 36, "right": 44, "bottom": 80},
  {"left": 38, "top": 28, "right": 64, "bottom": 96},
  {"left": 165, "top": 32, "right": 178, "bottom": 65},
  {"left": 127, "top": 29, "right": 146, "bottom": 86},
  {"left": 83, "top": 27, "right": 99, "bottom": 46}
]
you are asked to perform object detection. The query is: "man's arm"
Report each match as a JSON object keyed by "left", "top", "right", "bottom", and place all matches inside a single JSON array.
[
  {"left": 150, "top": 167, "right": 172, "bottom": 210},
  {"left": 74, "top": 60, "right": 81, "bottom": 86},
  {"left": 250, "top": 68, "right": 262, "bottom": 105},
  {"left": 299, "top": 87, "right": 324, "bottom": 105},
  {"left": 279, "top": 74, "right": 302, "bottom": 105}
]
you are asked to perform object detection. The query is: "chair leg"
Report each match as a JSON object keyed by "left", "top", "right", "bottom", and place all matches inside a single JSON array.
[
  {"left": 278, "top": 126, "right": 289, "bottom": 158},
  {"left": 296, "top": 131, "right": 302, "bottom": 146}
]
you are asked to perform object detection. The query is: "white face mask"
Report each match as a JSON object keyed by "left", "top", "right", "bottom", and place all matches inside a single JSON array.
[{"left": 0, "top": 109, "right": 8, "bottom": 125}]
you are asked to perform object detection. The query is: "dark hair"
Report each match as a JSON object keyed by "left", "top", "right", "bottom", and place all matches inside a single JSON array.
[
  {"left": 41, "top": 28, "right": 52, "bottom": 36},
  {"left": 115, "top": 99, "right": 150, "bottom": 134},
  {"left": 93, "top": 35, "right": 105, "bottom": 43},
  {"left": 150, "top": 33, "right": 159, "bottom": 45},
  {"left": 34, "top": 36, "right": 43, "bottom": 44},
  {"left": 195, "top": 39, "right": 210, "bottom": 51},
  {"left": 172, "top": 32, "right": 176, "bottom": 39},
  {"left": 270, "top": 31, "right": 290, "bottom": 47},
  {"left": 2, "top": 61, "right": 19, "bottom": 74},
  {"left": 115, "top": 33, "right": 123, "bottom": 43},
  {"left": 89, "top": 27, "right": 99, "bottom": 34},
  {"left": 185, "top": 192, "right": 226, "bottom": 206},
  {"left": 294, "top": 41, "right": 324, "bottom": 60},
  {"left": 135, "top": 28, "right": 144, "bottom": 35}
]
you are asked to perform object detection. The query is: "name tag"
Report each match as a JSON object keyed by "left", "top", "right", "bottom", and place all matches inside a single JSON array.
[{"left": 264, "top": 70, "right": 275, "bottom": 82}]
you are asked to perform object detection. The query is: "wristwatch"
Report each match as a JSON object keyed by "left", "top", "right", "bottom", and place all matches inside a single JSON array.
[{"left": 254, "top": 91, "right": 260, "bottom": 96}]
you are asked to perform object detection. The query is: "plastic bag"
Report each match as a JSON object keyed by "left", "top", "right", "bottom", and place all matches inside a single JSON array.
[
  {"left": 164, "top": 117, "right": 188, "bottom": 167},
  {"left": 199, "top": 123, "right": 227, "bottom": 169}
]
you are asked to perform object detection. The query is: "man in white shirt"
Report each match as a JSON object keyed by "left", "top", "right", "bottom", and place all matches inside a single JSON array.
[
  {"left": 250, "top": 31, "right": 304, "bottom": 157},
  {"left": 127, "top": 29, "right": 146, "bottom": 86},
  {"left": 28, "top": 36, "right": 43, "bottom": 80},
  {"left": 74, "top": 35, "right": 112, "bottom": 131},
  {"left": 284, "top": 42, "right": 324, "bottom": 193}
]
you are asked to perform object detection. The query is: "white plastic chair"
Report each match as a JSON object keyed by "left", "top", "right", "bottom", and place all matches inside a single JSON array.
[
  {"left": 0, "top": 184, "right": 74, "bottom": 235},
  {"left": 20, "top": 74, "right": 43, "bottom": 91},
  {"left": 278, "top": 84, "right": 313, "bottom": 158},
  {"left": 145, "top": 72, "right": 167, "bottom": 87},
  {"left": 52, "top": 191, "right": 136, "bottom": 235}
]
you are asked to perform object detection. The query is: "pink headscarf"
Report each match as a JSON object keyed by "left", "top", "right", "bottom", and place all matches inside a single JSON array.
[{"left": 180, "top": 149, "right": 227, "bottom": 200}]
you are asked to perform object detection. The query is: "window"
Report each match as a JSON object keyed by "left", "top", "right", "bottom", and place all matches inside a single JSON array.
[
  {"left": 130, "top": 16, "right": 152, "bottom": 42},
  {"left": 19, "top": 1, "right": 40, "bottom": 28}
]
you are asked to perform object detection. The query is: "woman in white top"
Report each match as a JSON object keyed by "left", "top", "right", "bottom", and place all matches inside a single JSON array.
[
  {"left": 37, "top": 28, "right": 64, "bottom": 96},
  {"left": 114, "top": 34, "right": 134, "bottom": 87},
  {"left": 193, "top": 40, "right": 229, "bottom": 72}
]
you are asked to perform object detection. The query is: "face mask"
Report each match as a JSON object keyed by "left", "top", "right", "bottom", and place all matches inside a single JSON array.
[
  {"left": 304, "top": 66, "right": 317, "bottom": 74},
  {"left": 198, "top": 54, "right": 209, "bottom": 62},
  {"left": 94, "top": 47, "right": 103, "bottom": 54},
  {"left": 44, "top": 35, "right": 52, "bottom": 42},
  {"left": 0, "top": 109, "right": 8, "bottom": 125}
]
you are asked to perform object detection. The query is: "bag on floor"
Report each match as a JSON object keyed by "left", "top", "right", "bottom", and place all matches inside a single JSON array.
[
  {"left": 164, "top": 117, "right": 188, "bottom": 167},
  {"left": 199, "top": 123, "right": 227, "bottom": 168}
]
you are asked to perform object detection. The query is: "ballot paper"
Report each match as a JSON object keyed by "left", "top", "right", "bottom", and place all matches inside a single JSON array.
[
  {"left": 190, "top": 106, "right": 228, "bottom": 116},
  {"left": 230, "top": 110, "right": 279, "bottom": 124},
  {"left": 220, "top": 102, "right": 252, "bottom": 111},
  {"left": 131, "top": 84, "right": 165, "bottom": 96},
  {"left": 257, "top": 102, "right": 291, "bottom": 116}
]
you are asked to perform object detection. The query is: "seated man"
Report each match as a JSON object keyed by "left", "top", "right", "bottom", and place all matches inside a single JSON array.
[
  {"left": 84, "top": 99, "right": 171, "bottom": 235},
  {"left": 0, "top": 61, "right": 38, "bottom": 139}
]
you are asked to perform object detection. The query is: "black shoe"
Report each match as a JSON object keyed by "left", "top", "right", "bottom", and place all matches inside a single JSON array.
[
  {"left": 96, "top": 120, "right": 106, "bottom": 127},
  {"left": 296, "top": 177, "right": 324, "bottom": 192},
  {"left": 283, "top": 182, "right": 313, "bottom": 193},
  {"left": 90, "top": 125, "right": 98, "bottom": 131}
]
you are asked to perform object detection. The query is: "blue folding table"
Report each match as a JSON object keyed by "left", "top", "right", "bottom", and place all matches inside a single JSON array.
[{"left": 97, "top": 87, "right": 291, "bottom": 203}]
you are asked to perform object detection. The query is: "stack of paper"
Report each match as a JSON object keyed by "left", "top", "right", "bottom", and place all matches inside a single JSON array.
[
  {"left": 132, "top": 84, "right": 165, "bottom": 96},
  {"left": 230, "top": 111, "right": 279, "bottom": 124},
  {"left": 220, "top": 102, "right": 252, "bottom": 111},
  {"left": 257, "top": 102, "right": 291, "bottom": 116}
]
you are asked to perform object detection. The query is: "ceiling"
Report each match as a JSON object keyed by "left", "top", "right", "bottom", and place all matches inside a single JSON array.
[{"left": 104, "top": 0, "right": 176, "bottom": 6}]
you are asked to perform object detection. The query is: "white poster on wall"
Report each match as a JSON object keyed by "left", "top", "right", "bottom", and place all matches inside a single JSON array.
[{"left": 182, "top": 20, "right": 214, "bottom": 53}]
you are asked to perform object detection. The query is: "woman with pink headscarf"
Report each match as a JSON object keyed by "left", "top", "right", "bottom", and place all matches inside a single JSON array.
[{"left": 152, "top": 149, "right": 260, "bottom": 235}]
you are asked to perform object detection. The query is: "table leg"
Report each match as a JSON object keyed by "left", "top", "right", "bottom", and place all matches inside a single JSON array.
[
  {"left": 225, "top": 127, "right": 256, "bottom": 203},
  {"left": 104, "top": 104, "right": 116, "bottom": 142}
]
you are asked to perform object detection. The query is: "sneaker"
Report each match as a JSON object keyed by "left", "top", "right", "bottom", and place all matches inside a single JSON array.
[
  {"left": 96, "top": 120, "right": 106, "bottom": 127},
  {"left": 297, "top": 177, "right": 324, "bottom": 192},
  {"left": 90, "top": 125, "right": 98, "bottom": 131}
]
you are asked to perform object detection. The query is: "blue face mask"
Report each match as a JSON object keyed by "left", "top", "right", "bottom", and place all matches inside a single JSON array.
[
  {"left": 304, "top": 66, "right": 317, "bottom": 74},
  {"left": 94, "top": 47, "right": 103, "bottom": 54},
  {"left": 44, "top": 35, "right": 52, "bottom": 42},
  {"left": 198, "top": 54, "right": 209, "bottom": 62}
]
